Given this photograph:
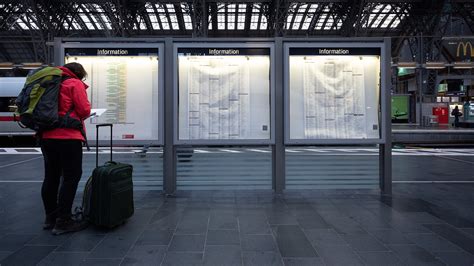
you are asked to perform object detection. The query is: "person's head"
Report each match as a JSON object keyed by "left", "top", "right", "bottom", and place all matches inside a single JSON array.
[
  {"left": 63, "top": 62, "right": 87, "bottom": 80},
  {"left": 454, "top": 106, "right": 459, "bottom": 109}
]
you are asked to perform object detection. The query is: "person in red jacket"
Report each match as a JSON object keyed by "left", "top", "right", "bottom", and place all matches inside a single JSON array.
[{"left": 41, "top": 62, "right": 91, "bottom": 235}]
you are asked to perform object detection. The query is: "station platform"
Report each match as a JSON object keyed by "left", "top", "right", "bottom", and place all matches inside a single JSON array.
[
  {"left": 393, "top": 124, "right": 474, "bottom": 144},
  {"left": 1, "top": 147, "right": 474, "bottom": 265},
  {"left": 2, "top": 124, "right": 474, "bottom": 148}
]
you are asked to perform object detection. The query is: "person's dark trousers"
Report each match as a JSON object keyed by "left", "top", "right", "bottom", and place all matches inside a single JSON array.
[{"left": 40, "top": 139, "right": 83, "bottom": 219}]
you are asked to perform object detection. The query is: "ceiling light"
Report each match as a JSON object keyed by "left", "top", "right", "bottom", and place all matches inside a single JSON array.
[
  {"left": 424, "top": 62, "right": 445, "bottom": 69},
  {"left": 396, "top": 62, "right": 417, "bottom": 69},
  {"left": 21, "top": 62, "right": 45, "bottom": 69},
  {"left": 0, "top": 62, "right": 14, "bottom": 69},
  {"left": 453, "top": 62, "right": 474, "bottom": 69}
]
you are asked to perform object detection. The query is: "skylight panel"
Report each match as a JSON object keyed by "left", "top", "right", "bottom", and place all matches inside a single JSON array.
[
  {"left": 250, "top": 14, "right": 259, "bottom": 30},
  {"left": 134, "top": 15, "right": 148, "bottom": 30},
  {"left": 166, "top": 4, "right": 175, "bottom": 12},
  {"left": 80, "top": 4, "right": 90, "bottom": 13},
  {"left": 301, "top": 15, "right": 312, "bottom": 30},
  {"left": 381, "top": 14, "right": 396, "bottom": 28},
  {"left": 91, "top": 4, "right": 104, "bottom": 13},
  {"left": 237, "top": 14, "right": 245, "bottom": 30},
  {"left": 286, "top": 14, "right": 293, "bottom": 29},
  {"left": 149, "top": 14, "right": 158, "bottom": 23},
  {"left": 363, "top": 4, "right": 406, "bottom": 28},
  {"left": 228, "top": 4, "right": 236, "bottom": 12},
  {"left": 292, "top": 14, "right": 303, "bottom": 30},
  {"left": 156, "top": 5, "right": 165, "bottom": 13},
  {"left": 308, "top": 4, "right": 318, "bottom": 12},
  {"left": 80, "top": 14, "right": 95, "bottom": 29},
  {"left": 314, "top": 14, "right": 327, "bottom": 30},
  {"left": 63, "top": 16, "right": 73, "bottom": 30},
  {"left": 24, "top": 14, "right": 39, "bottom": 30},
  {"left": 366, "top": 14, "right": 376, "bottom": 27},
  {"left": 146, "top": 4, "right": 154, "bottom": 13},
  {"left": 218, "top": 14, "right": 225, "bottom": 29},
  {"left": 373, "top": 5, "right": 382, "bottom": 12},
  {"left": 391, "top": 19, "right": 401, "bottom": 28},
  {"left": 238, "top": 4, "right": 246, "bottom": 12},
  {"left": 228, "top": 14, "right": 235, "bottom": 30},
  {"left": 298, "top": 4, "right": 307, "bottom": 13},
  {"left": 73, "top": 22, "right": 82, "bottom": 30},
  {"left": 88, "top": 15, "right": 103, "bottom": 30},
  {"left": 183, "top": 14, "right": 193, "bottom": 30},
  {"left": 17, "top": 21, "right": 29, "bottom": 30},
  {"left": 169, "top": 14, "right": 179, "bottom": 30},
  {"left": 260, "top": 15, "right": 268, "bottom": 30},
  {"left": 100, "top": 14, "right": 112, "bottom": 29},
  {"left": 149, "top": 14, "right": 160, "bottom": 30},
  {"left": 159, "top": 14, "right": 170, "bottom": 29}
]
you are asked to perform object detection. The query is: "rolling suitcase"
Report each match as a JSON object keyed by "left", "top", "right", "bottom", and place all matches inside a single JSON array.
[{"left": 82, "top": 124, "right": 134, "bottom": 228}]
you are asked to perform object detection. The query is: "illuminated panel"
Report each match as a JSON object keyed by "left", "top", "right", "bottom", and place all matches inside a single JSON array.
[
  {"left": 178, "top": 47, "right": 271, "bottom": 141},
  {"left": 289, "top": 47, "right": 381, "bottom": 140},
  {"left": 65, "top": 47, "right": 159, "bottom": 141}
]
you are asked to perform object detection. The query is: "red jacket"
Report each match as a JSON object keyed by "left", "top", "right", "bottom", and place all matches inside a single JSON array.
[{"left": 42, "top": 67, "right": 91, "bottom": 141}]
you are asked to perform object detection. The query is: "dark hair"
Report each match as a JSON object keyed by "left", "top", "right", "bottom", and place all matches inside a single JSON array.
[{"left": 63, "top": 62, "right": 87, "bottom": 80}]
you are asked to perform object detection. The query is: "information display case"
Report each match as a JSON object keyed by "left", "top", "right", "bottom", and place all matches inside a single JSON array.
[
  {"left": 175, "top": 44, "right": 274, "bottom": 144},
  {"left": 61, "top": 43, "right": 163, "bottom": 144},
  {"left": 285, "top": 44, "right": 384, "bottom": 143}
]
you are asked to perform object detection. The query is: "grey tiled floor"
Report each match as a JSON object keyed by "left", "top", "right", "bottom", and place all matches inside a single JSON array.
[{"left": 1, "top": 185, "right": 474, "bottom": 265}]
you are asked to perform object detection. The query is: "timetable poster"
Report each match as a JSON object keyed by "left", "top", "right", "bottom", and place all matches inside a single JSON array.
[
  {"left": 289, "top": 47, "right": 381, "bottom": 140},
  {"left": 178, "top": 48, "right": 271, "bottom": 140},
  {"left": 65, "top": 48, "right": 159, "bottom": 141}
]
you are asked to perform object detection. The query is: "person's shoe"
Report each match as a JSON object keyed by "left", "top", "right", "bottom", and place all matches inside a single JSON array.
[
  {"left": 43, "top": 214, "right": 57, "bottom": 230},
  {"left": 51, "top": 217, "right": 89, "bottom": 235}
]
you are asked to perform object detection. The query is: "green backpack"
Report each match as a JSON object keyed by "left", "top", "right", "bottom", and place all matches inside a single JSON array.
[{"left": 15, "top": 67, "right": 89, "bottom": 148}]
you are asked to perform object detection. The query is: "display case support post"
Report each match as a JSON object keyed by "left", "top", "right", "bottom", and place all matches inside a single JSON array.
[
  {"left": 273, "top": 37, "right": 285, "bottom": 193},
  {"left": 53, "top": 38, "right": 62, "bottom": 66},
  {"left": 164, "top": 38, "right": 177, "bottom": 195},
  {"left": 380, "top": 37, "right": 392, "bottom": 195}
]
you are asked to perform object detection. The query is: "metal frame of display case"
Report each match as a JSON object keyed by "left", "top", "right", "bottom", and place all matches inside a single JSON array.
[
  {"left": 53, "top": 37, "right": 391, "bottom": 195},
  {"left": 279, "top": 39, "right": 392, "bottom": 194},
  {"left": 173, "top": 42, "right": 276, "bottom": 146},
  {"left": 55, "top": 41, "right": 165, "bottom": 146},
  {"left": 283, "top": 42, "right": 388, "bottom": 145}
]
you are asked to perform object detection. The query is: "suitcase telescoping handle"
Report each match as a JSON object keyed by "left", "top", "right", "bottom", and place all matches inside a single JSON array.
[{"left": 96, "top": 123, "right": 113, "bottom": 168}]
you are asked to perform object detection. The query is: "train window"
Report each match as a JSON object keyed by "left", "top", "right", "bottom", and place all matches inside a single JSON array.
[{"left": 0, "top": 97, "right": 16, "bottom": 112}]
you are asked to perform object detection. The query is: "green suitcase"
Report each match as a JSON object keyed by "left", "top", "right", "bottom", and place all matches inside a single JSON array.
[{"left": 83, "top": 124, "right": 134, "bottom": 228}]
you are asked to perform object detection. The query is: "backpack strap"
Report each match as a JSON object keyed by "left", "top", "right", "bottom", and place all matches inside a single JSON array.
[
  {"left": 60, "top": 76, "right": 90, "bottom": 151},
  {"left": 61, "top": 107, "right": 90, "bottom": 151}
]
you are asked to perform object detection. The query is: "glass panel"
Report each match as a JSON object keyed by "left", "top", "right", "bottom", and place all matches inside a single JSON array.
[
  {"left": 65, "top": 48, "right": 159, "bottom": 142},
  {"left": 286, "top": 146, "right": 379, "bottom": 189},
  {"left": 177, "top": 146, "right": 271, "bottom": 190},
  {"left": 289, "top": 48, "right": 381, "bottom": 140},
  {"left": 82, "top": 148, "right": 163, "bottom": 191},
  {"left": 178, "top": 47, "right": 271, "bottom": 141}
]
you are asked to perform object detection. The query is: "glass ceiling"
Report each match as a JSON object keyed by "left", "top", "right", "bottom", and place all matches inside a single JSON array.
[{"left": 6, "top": 2, "right": 412, "bottom": 32}]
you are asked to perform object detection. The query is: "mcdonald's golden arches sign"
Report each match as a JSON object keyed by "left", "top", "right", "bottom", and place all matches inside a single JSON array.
[
  {"left": 456, "top": 41, "right": 473, "bottom": 58},
  {"left": 443, "top": 39, "right": 474, "bottom": 59}
]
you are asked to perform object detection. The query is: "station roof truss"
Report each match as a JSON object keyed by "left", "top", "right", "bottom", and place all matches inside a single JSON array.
[{"left": 0, "top": 0, "right": 473, "bottom": 63}]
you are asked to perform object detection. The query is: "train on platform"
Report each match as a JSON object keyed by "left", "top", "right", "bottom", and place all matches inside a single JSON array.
[{"left": 0, "top": 77, "right": 33, "bottom": 136}]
